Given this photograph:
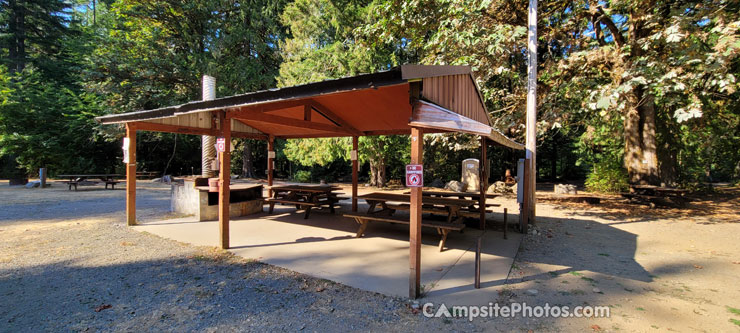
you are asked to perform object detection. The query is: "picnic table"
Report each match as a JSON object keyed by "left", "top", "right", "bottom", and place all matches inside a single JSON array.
[
  {"left": 360, "top": 192, "right": 481, "bottom": 224},
  {"left": 402, "top": 190, "right": 501, "bottom": 210},
  {"left": 622, "top": 185, "right": 689, "bottom": 208},
  {"left": 265, "top": 185, "right": 347, "bottom": 219},
  {"left": 345, "top": 192, "right": 483, "bottom": 251},
  {"left": 58, "top": 174, "right": 123, "bottom": 191},
  {"left": 403, "top": 190, "right": 500, "bottom": 200}
]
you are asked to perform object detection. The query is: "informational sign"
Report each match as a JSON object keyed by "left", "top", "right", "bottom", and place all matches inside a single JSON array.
[
  {"left": 122, "top": 137, "right": 130, "bottom": 164},
  {"left": 216, "top": 137, "right": 226, "bottom": 153},
  {"left": 350, "top": 150, "right": 358, "bottom": 161},
  {"left": 406, "top": 164, "right": 423, "bottom": 187},
  {"left": 267, "top": 151, "right": 276, "bottom": 159}
]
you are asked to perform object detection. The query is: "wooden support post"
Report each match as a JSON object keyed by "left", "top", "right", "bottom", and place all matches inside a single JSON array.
[
  {"left": 503, "top": 207, "right": 508, "bottom": 239},
  {"left": 479, "top": 136, "right": 488, "bottom": 230},
  {"left": 475, "top": 236, "right": 481, "bottom": 289},
  {"left": 352, "top": 136, "right": 359, "bottom": 212},
  {"left": 409, "top": 127, "right": 423, "bottom": 299},
  {"left": 125, "top": 123, "right": 137, "bottom": 226},
  {"left": 267, "top": 134, "right": 275, "bottom": 198},
  {"left": 219, "top": 112, "right": 231, "bottom": 250},
  {"left": 520, "top": 159, "right": 531, "bottom": 233}
]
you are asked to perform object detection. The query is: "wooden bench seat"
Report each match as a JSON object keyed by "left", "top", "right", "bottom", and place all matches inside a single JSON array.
[
  {"left": 621, "top": 193, "right": 687, "bottom": 208},
  {"left": 265, "top": 197, "right": 340, "bottom": 219},
  {"left": 382, "top": 203, "right": 493, "bottom": 221},
  {"left": 343, "top": 212, "right": 465, "bottom": 252}
]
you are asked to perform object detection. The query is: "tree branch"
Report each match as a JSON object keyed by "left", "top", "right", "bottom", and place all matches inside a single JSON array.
[{"left": 595, "top": 6, "right": 625, "bottom": 47}]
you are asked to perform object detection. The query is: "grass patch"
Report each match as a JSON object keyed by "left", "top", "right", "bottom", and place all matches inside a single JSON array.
[
  {"left": 730, "top": 319, "right": 740, "bottom": 327},
  {"left": 569, "top": 271, "right": 583, "bottom": 276},
  {"left": 581, "top": 276, "right": 595, "bottom": 283},
  {"left": 598, "top": 253, "right": 610, "bottom": 257},
  {"left": 636, "top": 307, "right": 646, "bottom": 311},
  {"left": 548, "top": 271, "right": 559, "bottom": 277},
  {"left": 727, "top": 306, "right": 740, "bottom": 315}
]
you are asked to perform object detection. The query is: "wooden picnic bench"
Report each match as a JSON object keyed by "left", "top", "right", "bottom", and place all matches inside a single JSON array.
[
  {"left": 265, "top": 185, "right": 347, "bottom": 219},
  {"left": 343, "top": 212, "right": 465, "bottom": 252},
  {"left": 58, "top": 174, "right": 123, "bottom": 191},
  {"left": 622, "top": 185, "right": 689, "bottom": 208},
  {"left": 136, "top": 171, "right": 160, "bottom": 179},
  {"left": 361, "top": 192, "right": 488, "bottom": 224},
  {"left": 403, "top": 190, "right": 501, "bottom": 211}
]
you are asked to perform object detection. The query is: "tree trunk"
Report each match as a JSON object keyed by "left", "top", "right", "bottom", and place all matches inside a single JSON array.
[
  {"left": 368, "top": 159, "right": 386, "bottom": 187},
  {"left": 241, "top": 140, "right": 255, "bottom": 178},
  {"left": 369, "top": 163, "right": 378, "bottom": 186},
  {"left": 550, "top": 138, "right": 557, "bottom": 181},
  {"left": 377, "top": 159, "right": 386, "bottom": 187},
  {"left": 623, "top": 13, "right": 660, "bottom": 186},
  {"left": 624, "top": 87, "right": 660, "bottom": 185},
  {"left": 8, "top": 0, "right": 26, "bottom": 73}
]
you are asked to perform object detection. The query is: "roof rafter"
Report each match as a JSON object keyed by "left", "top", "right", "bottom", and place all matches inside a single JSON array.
[{"left": 231, "top": 107, "right": 353, "bottom": 135}]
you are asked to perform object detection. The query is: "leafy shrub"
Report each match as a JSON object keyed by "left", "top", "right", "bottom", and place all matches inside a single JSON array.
[
  {"left": 293, "top": 170, "right": 312, "bottom": 183},
  {"left": 585, "top": 165, "right": 629, "bottom": 193}
]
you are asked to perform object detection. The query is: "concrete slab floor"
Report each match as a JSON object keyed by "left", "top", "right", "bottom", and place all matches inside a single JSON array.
[{"left": 134, "top": 202, "right": 522, "bottom": 304}]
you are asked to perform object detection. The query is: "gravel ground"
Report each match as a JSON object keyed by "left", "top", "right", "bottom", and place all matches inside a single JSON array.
[{"left": 1, "top": 181, "right": 739, "bottom": 332}]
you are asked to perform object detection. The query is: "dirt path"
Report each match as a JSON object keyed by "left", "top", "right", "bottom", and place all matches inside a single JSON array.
[
  {"left": 1, "top": 181, "right": 738, "bottom": 332},
  {"left": 502, "top": 190, "right": 740, "bottom": 331}
]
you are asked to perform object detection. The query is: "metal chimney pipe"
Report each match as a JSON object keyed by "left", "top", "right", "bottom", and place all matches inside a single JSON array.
[{"left": 201, "top": 75, "right": 216, "bottom": 178}]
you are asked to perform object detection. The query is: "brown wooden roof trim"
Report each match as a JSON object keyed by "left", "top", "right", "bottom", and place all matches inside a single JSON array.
[
  {"left": 96, "top": 69, "right": 407, "bottom": 124},
  {"left": 410, "top": 100, "right": 524, "bottom": 150}
]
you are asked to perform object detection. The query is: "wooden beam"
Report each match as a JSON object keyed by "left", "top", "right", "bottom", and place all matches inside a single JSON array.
[
  {"left": 135, "top": 121, "right": 218, "bottom": 136},
  {"left": 231, "top": 132, "right": 268, "bottom": 140},
  {"left": 277, "top": 132, "right": 356, "bottom": 139},
  {"left": 125, "top": 123, "right": 137, "bottom": 226},
  {"left": 267, "top": 135, "right": 275, "bottom": 198},
  {"left": 304, "top": 104, "right": 311, "bottom": 121},
  {"left": 410, "top": 100, "right": 491, "bottom": 136},
  {"left": 479, "top": 136, "right": 488, "bottom": 230},
  {"left": 134, "top": 120, "right": 263, "bottom": 140},
  {"left": 352, "top": 136, "right": 359, "bottom": 212},
  {"left": 308, "top": 100, "right": 363, "bottom": 136},
  {"left": 233, "top": 111, "right": 351, "bottom": 134},
  {"left": 240, "top": 99, "right": 308, "bottom": 113},
  {"left": 219, "top": 111, "right": 231, "bottom": 249},
  {"left": 363, "top": 129, "right": 412, "bottom": 136},
  {"left": 409, "top": 127, "right": 423, "bottom": 299}
]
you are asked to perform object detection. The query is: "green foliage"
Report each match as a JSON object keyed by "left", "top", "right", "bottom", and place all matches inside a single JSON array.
[
  {"left": 0, "top": 0, "right": 77, "bottom": 77},
  {"left": 423, "top": 133, "right": 478, "bottom": 182},
  {"left": 0, "top": 65, "right": 119, "bottom": 175},
  {"left": 277, "top": 0, "right": 413, "bottom": 186},
  {"left": 283, "top": 138, "right": 349, "bottom": 167},
  {"left": 585, "top": 164, "right": 629, "bottom": 194},
  {"left": 292, "top": 169, "right": 312, "bottom": 183}
]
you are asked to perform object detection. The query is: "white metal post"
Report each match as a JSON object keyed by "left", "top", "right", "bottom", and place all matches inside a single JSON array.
[{"left": 525, "top": 0, "right": 538, "bottom": 224}]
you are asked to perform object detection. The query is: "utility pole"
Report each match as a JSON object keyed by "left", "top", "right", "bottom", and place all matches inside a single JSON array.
[{"left": 525, "top": 0, "right": 538, "bottom": 224}]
